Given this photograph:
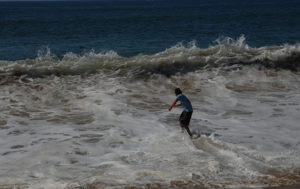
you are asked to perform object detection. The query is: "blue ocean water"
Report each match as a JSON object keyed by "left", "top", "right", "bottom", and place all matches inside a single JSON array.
[{"left": 0, "top": 0, "right": 300, "bottom": 61}]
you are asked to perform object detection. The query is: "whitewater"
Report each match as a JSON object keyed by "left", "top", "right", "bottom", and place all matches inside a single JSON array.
[{"left": 0, "top": 37, "right": 300, "bottom": 188}]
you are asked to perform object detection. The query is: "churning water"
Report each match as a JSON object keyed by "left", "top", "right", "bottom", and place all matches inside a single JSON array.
[{"left": 0, "top": 0, "right": 300, "bottom": 188}]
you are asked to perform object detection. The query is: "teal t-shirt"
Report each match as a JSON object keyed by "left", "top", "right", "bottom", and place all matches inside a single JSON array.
[{"left": 177, "top": 94, "right": 193, "bottom": 112}]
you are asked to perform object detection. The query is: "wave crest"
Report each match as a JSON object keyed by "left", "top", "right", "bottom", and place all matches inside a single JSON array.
[{"left": 1, "top": 36, "right": 300, "bottom": 78}]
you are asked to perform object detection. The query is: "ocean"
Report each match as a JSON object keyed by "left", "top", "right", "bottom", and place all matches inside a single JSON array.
[{"left": 0, "top": 0, "right": 300, "bottom": 188}]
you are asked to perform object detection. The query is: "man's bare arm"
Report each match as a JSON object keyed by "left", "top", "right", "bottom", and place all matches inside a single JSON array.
[{"left": 169, "top": 98, "right": 179, "bottom": 111}]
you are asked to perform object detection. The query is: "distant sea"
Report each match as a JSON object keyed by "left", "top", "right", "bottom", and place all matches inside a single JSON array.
[{"left": 0, "top": 0, "right": 300, "bottom": 60}]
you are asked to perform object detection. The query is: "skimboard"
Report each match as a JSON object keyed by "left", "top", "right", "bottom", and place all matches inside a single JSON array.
[{"left": 191, "top": 130, "right": 220, "bottom": 140}]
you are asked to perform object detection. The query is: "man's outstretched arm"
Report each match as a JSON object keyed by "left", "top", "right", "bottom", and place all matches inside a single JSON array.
[{"left": 169, "top": 98, "right": 180, "bottom": 111}]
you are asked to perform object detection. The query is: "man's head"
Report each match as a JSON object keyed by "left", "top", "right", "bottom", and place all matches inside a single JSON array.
[{"left": 175, "top": 88, "right": 182, "bottom": 96}]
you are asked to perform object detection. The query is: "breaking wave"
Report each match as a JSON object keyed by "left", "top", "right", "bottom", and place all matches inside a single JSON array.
[
  {"left": 1, "top": 36, "right": 300, "bottom": 78},
  {"left": 1, "top": 36, "right": 300, "bottom": 188}
]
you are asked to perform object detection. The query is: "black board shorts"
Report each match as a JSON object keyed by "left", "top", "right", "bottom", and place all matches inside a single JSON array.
[{"left": 179, "top": 111, "right": 193, "bottom": 126}]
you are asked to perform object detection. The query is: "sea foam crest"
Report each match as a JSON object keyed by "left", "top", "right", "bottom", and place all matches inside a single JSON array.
[{"left": 0, "top": 36, "right": 299, "bottom": 78}]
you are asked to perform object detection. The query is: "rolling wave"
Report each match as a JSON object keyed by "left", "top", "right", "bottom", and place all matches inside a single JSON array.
[{"left": 0, "top": 36, "right": 300, "bottom": 78}]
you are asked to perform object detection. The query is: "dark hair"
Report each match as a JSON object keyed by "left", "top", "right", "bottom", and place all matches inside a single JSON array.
[{"left": 175, "top": 88, "right": 182, "bottom": 95}]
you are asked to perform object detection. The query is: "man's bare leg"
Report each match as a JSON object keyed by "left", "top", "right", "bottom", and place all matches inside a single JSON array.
[
  {"left": 184, "top": 125, "right": 193, "bottom": 138},
  {"left": 178, "top": 119, "right": 184, "bottom": 133},
  {"left": 178, "top": 117, "right": 193, "bottom": 138}
]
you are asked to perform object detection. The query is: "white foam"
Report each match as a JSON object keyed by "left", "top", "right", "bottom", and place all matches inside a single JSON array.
[{"left": 0, "top": 63, "right": 299, "bottom": 187}]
